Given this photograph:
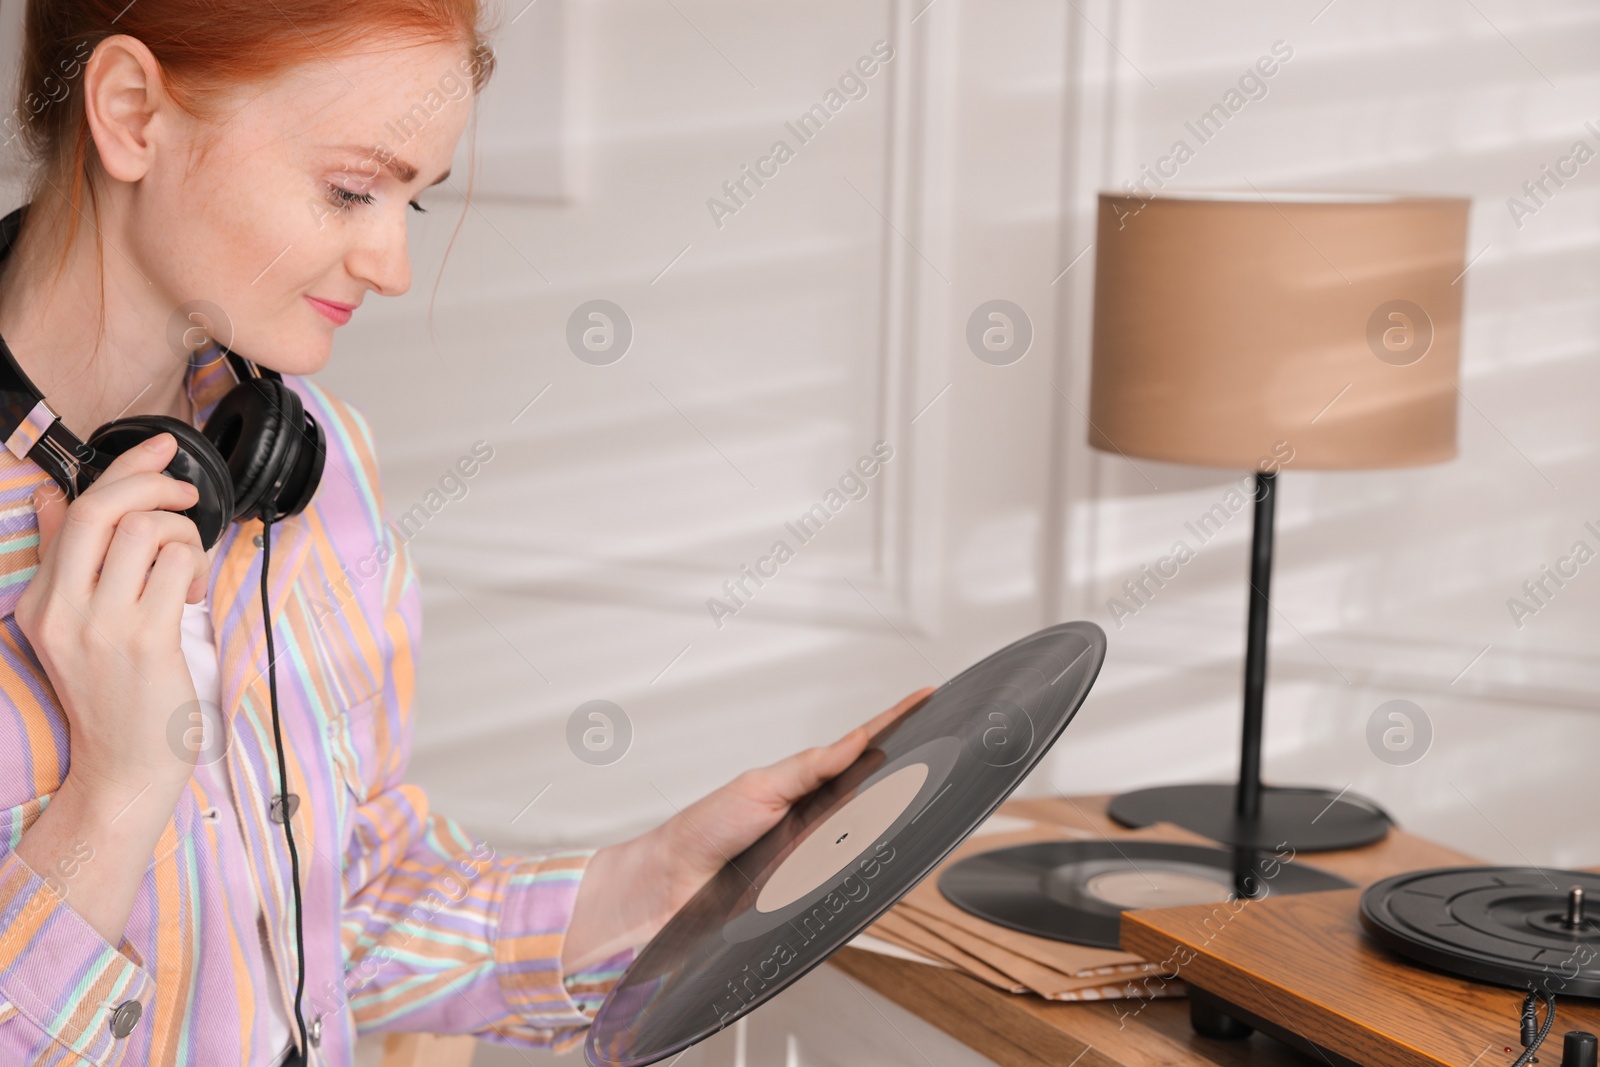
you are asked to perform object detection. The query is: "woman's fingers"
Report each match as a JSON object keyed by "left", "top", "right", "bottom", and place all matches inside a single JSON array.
[
  {"left": 853, "top": 685, "right": 937, "bottom": 741},
  {"left": 746, "top": 686, "right": 940, "bottom": 807},
  {"left": 46, "top": 436, "right": 199, "bottom": 600},
  {"left": 821, "top": 685, "right": 937, "bottom": 760},
  {"left": 94, "top": 509, "right": 206, "bottom": 609},
  {"left": 141, "top": 540, "right": 207, "bottom": 635}
]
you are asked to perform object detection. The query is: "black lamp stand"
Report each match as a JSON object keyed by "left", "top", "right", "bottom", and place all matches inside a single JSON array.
[{"left": 1107, "top": 471, "right": 1392, "bottom": 852}]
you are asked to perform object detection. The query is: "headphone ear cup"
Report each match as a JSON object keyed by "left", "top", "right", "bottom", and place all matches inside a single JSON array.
[
  {"left": 85, "top": 415, "right": 234, "bottom": 551},
  {"left": 202, "top": 378, "right": 320, "bottom": 524},
  {"left": 276, "top": 403, "right": 326, "bottom": 519}
]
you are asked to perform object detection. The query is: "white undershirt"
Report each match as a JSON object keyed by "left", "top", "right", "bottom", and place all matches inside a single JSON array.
[{"left": 181, "top": 598, "right": 296, "bottom": 1065}]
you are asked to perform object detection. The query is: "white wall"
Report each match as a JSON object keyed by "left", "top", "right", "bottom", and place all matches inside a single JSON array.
[{"left": 319, "top": 0, "right": 1600, "bottom": 872}]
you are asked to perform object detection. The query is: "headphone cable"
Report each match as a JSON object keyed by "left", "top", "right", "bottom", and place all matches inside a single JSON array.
[{"left": 261, "top": 509, "right": 311, "bottom": 1061}]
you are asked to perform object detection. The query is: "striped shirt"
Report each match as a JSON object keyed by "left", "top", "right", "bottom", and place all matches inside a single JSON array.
[{"left": 0, "top": 347, "right": 631, "bottom": 1065}]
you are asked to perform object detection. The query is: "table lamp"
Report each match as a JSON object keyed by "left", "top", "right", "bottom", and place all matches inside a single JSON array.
[{"left": 1088, "top": 190, "right": 1470, "bottom": 851}]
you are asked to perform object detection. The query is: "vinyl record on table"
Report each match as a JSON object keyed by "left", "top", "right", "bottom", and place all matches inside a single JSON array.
[
  {"left": 1361, "top": 867, "right": 1600, "bottom": 997},
  {"left": 939, "top": 840, "right": 1352, "bottom": 949},
  {"left": 585, "top": 621, "right": 1108, "bottom": 1067}
]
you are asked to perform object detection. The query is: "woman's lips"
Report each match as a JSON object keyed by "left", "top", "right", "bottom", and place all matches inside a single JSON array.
[{"left": 305, "top": 295, "right": 355, "bottom": 325}]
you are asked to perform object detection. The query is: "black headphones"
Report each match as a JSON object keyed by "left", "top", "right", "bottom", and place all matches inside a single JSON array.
[
  {"left": 0, "top": 202, "right": 324, "bottom": 1062},
  {"left": 0, "top": 204, "right": 326, "bottom": 547}
]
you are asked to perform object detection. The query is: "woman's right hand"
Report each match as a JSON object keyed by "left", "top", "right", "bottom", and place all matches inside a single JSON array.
[{"left": 14, "top": 431, "right": 213, "bottom": 802}]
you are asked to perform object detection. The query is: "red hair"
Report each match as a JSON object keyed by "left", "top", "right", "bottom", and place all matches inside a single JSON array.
[{"left": 12, "top": 0, "right": 496, "bottom": 281}]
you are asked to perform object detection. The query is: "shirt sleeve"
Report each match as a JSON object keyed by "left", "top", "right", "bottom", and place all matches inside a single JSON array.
[
  {"left": 0, "top": 804, "right": 153, "bottom": 1065},
  {"left": 337, "top": 458, "right": 634, "bottom": 1051},
  {"left": 0, "top": 624, "right": 154, "bottom": 1067}
]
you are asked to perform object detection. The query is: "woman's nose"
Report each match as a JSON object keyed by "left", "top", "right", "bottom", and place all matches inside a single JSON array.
[{"left": 346, "top": 210, "right": 412, "bottom": 297}]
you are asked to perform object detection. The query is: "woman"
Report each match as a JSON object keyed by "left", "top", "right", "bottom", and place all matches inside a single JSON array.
[{"left": 0, "top": 2, "right": 933, "bottom": 1064}]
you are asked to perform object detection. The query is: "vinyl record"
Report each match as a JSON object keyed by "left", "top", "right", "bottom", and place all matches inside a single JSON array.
[
  {"left": 1361, "top": 867, "right": 1600, "bottom": 997},
  {"left": 940, "top": 840, "right": 1352, "bottom": 949},
  {"left": 585, "top": 621, "right": 1108, "bottom": 1067}
]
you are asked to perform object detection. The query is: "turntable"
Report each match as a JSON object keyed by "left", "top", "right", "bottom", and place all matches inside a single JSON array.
[
  {"left": 1122, "top": 867, "right": 1600, "bottom": 1067},
  {"left": 1363, "top": 868, "right": 1600, "bottom": 999}
]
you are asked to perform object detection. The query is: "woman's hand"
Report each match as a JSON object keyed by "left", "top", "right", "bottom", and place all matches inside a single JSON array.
[
  {"left": 562, "top": 686, "right": 936, "bottom": 974},
  {"left": 12, "top": 431, "right": 214, "bottom": 947},
  {"left": 14, "top": 431, "right": 212, "bottom": 801}
]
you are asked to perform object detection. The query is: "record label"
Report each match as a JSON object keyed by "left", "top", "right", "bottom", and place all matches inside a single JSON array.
[
  {"left": 1082, "top": 869, "right": 1232, "bottom": 910},
  {"left": 585, "top": 621, "right": 1107, "bottom": 1067},
  {"left": 756, "top": 762, "right": 929, "bottom": 913}
]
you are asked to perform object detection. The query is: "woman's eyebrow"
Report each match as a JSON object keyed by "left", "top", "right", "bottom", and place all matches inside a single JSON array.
[{"left": 337, "top": 145, "right": 449, "bottom": 186}]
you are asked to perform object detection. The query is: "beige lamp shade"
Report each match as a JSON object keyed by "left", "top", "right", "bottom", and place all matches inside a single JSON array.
[{"left": 1087, "top": 192, "right": 1471, "bottom": 470}]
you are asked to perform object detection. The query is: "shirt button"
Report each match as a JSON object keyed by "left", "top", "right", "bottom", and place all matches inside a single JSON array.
[
  {"left": 269, "top": 793, "right": 300, "bottom": 823},
  {"left": 309, "top": 1014, "right": 323, "bottom": 1047},
  {"left": 110, "top": 1000, "right": 141, "bottom": 1038}
]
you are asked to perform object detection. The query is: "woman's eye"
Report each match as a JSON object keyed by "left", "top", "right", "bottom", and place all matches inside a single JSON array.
[
  {"left": 326, "top": 184, "right": 377, "bottom": 211},
  {"left": 323, "top": 184, "right": 427, "bottom": 215}
]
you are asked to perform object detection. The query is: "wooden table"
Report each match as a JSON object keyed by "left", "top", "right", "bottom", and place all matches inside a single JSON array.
[{"left": 830, "top": 794, "right": 1482, "bottom": 1067}]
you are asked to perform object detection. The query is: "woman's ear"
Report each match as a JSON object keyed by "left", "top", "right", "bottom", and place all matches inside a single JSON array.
[{"left": 82, "top": 34, "right": 169, "bottom": 183}]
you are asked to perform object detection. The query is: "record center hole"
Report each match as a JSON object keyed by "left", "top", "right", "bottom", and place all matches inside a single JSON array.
[{"left": 755, "top": 762, "right": 930, "bottom": 914}]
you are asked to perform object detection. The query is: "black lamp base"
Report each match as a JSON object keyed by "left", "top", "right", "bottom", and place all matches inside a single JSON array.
[{"left": 1107, "top": 783, "right": 1392, "bottom": 852}]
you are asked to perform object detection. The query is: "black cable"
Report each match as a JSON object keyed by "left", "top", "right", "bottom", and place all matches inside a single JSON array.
[
  {"left": 1522, "top": 992, "right": 1541, "bottom": 1049},
  {"left": 1511, "top": 990, "right": 1556, "bottom": 1067},
  {"left": 261, "top": 509, "right": 311, "bottom": 1061}
]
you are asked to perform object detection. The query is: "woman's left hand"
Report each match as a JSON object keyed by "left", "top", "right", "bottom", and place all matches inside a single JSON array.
[{"left": 562, "top": 686, "right": 936, "bottom": 974}]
